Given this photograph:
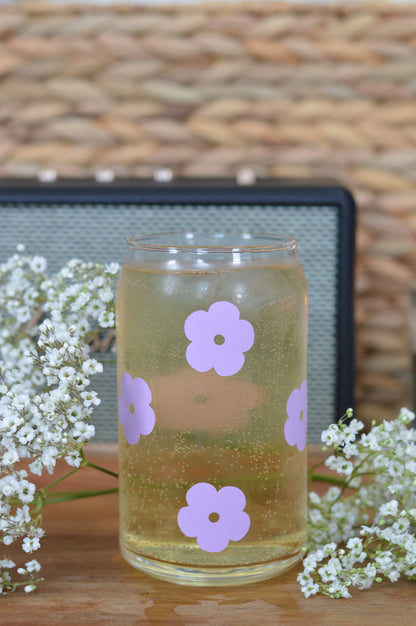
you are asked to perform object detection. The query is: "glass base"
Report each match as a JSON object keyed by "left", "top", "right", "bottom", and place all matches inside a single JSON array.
[{"left": 120, "top": 542, "right": 301, "bottom": 587}]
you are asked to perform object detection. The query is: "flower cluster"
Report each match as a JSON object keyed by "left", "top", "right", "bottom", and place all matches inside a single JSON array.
[
  {"left": 300, "top": 407, "right": 416, "bottom": 598},
  {"left": 2, "top": 246, "right": 416, "bottom": 600},
  {"left": 0, "top": 247, "right": 118, "bottom": 594}
]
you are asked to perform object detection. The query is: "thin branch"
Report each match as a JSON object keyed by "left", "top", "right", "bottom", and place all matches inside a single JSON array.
[
  {"left": 45, "top": 488, "right": 118, "bottom": 504},
  {"left": 309, "top": 472, "right": 348, "bottom": 487},
  {"left": 42, "top": 467, "right": 83, "bottom": 491},
  {"left": 84, "top": 461, "right": 118, "bottom": 479}
]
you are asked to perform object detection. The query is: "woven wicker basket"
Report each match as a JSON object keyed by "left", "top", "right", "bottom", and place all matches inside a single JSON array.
[{"left": 1, "top": 1, "right": 415, "bottom": 426}]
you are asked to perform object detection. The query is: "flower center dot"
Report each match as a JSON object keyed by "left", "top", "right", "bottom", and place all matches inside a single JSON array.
[
  {"left": 129, "top": 403, "right": 135, "bottom": 414},
  {"left": 214, "top": 334, "right": 225, "bottom": 345},
  {"left": 209, "top": 511, "right": 220, "bottom": 523}
]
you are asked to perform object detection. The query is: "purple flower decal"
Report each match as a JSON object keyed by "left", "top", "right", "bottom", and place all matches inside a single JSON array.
[
  {"left": 284, "top": 380, "right": 308, "bottom": 452},
  {"left": 184, "top": 301, "right": 254, "bottom": 377},
  {"left": 118, "top": 372, "right": 155, "bottom": 445},
  {"left": 177, "top": 482, "right": 250, "bottom": 553}
]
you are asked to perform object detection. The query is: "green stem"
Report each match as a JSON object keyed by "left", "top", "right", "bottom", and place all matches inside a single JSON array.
[
  {"left": 45, "top": 488, "right": 118, "bottom": 505},
  {"left": 84, "top": 461, "right": 118, "bottom": 479},
  {"left": 331, "top": 452, "right": 373, "bottom": 503},
  {"left": 40, "top": 453, "right": 118, "bottom": 507},
  {"left": 31, "top": 492, "right": 46, "bottom": 519},
  {"left": 309, "top": 472, "right": 348, "bottom": 487},
  {"left": 43, "top": 467, "right": 83, "bottom": 491}
]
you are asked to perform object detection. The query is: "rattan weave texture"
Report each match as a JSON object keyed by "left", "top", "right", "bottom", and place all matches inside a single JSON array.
[{"left": 0, "top": 1, "right": 415, "bottom": 425}]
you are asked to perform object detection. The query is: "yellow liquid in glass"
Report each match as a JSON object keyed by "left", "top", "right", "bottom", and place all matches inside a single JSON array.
[{"left": 116, "top": 261, "right": 307, "bottom": 585}]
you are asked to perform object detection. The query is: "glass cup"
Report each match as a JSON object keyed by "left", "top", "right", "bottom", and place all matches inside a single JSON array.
[{"left": 116, "top": 232, "right": 308, "bottom": 586}]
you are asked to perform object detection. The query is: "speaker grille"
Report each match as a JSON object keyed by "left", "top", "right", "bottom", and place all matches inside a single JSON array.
[{"left": 0, "top": 202, "right": 338, "bottom": 443}]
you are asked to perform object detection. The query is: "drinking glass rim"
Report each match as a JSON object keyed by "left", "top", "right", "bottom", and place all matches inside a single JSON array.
[{"left": 126, "top": 232, "right": 297, "bottom": 253}]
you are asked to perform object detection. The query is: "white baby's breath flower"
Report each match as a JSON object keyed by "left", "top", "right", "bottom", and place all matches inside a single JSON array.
[
  {"left": 98, "top": 310, "right": 115, "bottom": 327},
  {"left": 346, "top": 418, "right": 364, "bottom": 435},
  {"left": 357, "top": 564, "right": 377, "bottom": 590},
  {"left": 58, "top": 366, "right": 76, "bottom": 382},
  {"left": 302, "top": 407, "right": 416, "bottom": 599},
  {"left": 318, "top": 556, "right": 342, "bottom": 583},
  {"left": 29, "top": 256, "right": 47, "bottom": 274},
  {"left": 13, "top": 506, "right": 31, "bottom": 525},
  {"left": 387, "top": 568, "right": 401, "bottom": 583},
  {"left": 3, "top": 535, "right": 15, "bottom": 546},
  {"left": 81, "top": 390, "right": 100, "bottom": 408},
  {"left": 17, "top": 424, "right": 36, "bottom": 445},
  {"left": 28, "top": 459, "right": 43, "bottom": 476},
  {"left": 2, "top": 449, "right": 19, "bottom": 466},
  {"left": 346, "top": 537, "right": 363, "bottom": 552},
  {"left": 73, "top": 373, "right": 90, "bottom": 391},
  {"left": 327, "top": 580, "right": 351, "bottom": 599},
  {"left": 82, "top": 359, "right": 103, "bottom": 376},
  {"left": 398, "top": 407, "right": 415, "bottom": 424},
  {"left": 1, "top": 414, "right": 24, "bottom": 434},
  {"left": 297, "top": 572, "right": 320, "bottom": 598},
  {"left": 308, "top": 491, "right": 321, "bottom": 505},
  {"left": 105, "top": 262, "right": 120, "bottom": 275},
  {"left": 64, "top": 451, "right": 82, "bottom": 467},
  {"left": 40, "top": 447, "right": 59, "bottom": 474},
  {"left": 325, "top": 455, "right": 354, "bottom": 476},
  {"left": 392, "top": 516, "right": 410, "bottom": 534},
  {"left": 321, "top": 423, "right": 341, "bottom": 446},
  {"left": 67, "top": 405, "right": 84, "bottom": 423},
  {"left": 22, "top": 537, "right": 41, "bottom": 553},
  {"left": 17, "top": 480, "right": 36, "bottom": 504},
  {"left": 309, "top": 509, "right": 324, "bottom": 525},
  {"left": 86, "top": 301, "right": 104, "bottom": 318},
  {"left": 405, "top": 459, "right": 416, "bottom": 473},
  {"left": 25, "top": 559, "right": 41, "bottom": 573},
  {"left": 98, "top": 287, "right": 114, "bottom": 303},
  {"left": 342, "top": 442, "right": 359, "bottom": 459},
  {"left": 71, "top": 422, "right": 95, "bottom": 442},
  {"left": 378, "top": 499, "right": 399, "bottom": 518}
]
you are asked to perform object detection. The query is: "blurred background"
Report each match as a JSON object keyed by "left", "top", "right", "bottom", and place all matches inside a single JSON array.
[{"left": 0, "top": 1, "right": 415, "bottom": 429}]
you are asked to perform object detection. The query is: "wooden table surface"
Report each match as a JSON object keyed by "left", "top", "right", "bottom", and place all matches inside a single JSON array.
[{"left": 2, "top": 446, "right": 415, "bottom": 625}]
